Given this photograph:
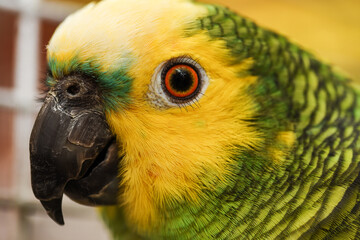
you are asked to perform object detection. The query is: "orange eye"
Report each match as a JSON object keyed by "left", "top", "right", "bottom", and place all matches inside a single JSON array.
[{"left": 164, "top": 64, "right": 199, "bottom": 98}]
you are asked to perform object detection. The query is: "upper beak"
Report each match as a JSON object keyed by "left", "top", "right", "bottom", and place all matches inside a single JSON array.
[{"left": 30, "top": 79, "right": 120, "bottom": 225}]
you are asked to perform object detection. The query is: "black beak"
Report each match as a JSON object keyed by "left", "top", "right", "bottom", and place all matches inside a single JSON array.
[{"left": 30, "top": 77, "right": 120, "bottom": 225}]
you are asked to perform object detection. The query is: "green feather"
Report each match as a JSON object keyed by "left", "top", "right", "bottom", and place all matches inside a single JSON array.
[
  {"left": 198, "top": 5, "right": 360, "bottom": 239},
  {"left": 101, "top": 3, "right": 360, "bottom": 240},
  {"left": 47, "top": 56, "right": 133, "bottom": 111}
]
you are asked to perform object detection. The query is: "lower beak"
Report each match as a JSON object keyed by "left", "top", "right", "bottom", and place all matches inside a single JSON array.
[{"left": 30, "top": 95, "right": 120, "bottom": 225}]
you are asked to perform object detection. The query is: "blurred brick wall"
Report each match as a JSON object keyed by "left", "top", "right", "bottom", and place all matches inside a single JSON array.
[
  {"left": 0, "top": 108, "right": 14, "bottom": 190},
  {"left": 0, "top": 9, "right": 17, "bottom": 89}
]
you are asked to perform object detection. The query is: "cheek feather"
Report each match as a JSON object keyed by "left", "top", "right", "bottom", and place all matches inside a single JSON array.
[
  {"left": 106, "top": 70, "right": 263, "bottom": 232},
  {"left": 97, "top": 4, "right": 262, "bottom": 232}
]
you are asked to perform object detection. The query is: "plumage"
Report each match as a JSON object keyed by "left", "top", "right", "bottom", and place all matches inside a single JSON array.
[{"left": 29, "top": 0, "right": 360, "bottom": 239}]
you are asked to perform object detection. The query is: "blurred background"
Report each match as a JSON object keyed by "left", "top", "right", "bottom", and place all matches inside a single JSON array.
[{"left": 0, "top": 0, "right": 359, "bottom": 239}]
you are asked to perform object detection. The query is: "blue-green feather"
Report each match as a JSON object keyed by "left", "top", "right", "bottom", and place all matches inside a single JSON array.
[{"left": 47, "top": 56, "right": 133, "bottom": 111}]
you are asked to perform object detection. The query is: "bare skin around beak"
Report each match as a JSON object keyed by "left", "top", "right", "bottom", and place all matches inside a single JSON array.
[{"left": 30, "top": 77, "right": 120, "bottom": 225}]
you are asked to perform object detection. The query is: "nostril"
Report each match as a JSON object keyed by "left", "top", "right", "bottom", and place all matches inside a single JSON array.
[{"left": 66, "top": 84, "right": 81, "bottom": 96}]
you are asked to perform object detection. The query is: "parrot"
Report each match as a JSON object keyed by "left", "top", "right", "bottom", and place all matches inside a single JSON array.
[{"left": 29, "top": 0, "right": 360, "bottom": 239}]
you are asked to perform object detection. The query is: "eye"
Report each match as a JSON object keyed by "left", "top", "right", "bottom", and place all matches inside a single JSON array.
[
  {"left": 164, "top": 64, "right": 199, "bottom": 99},
  {"left": 148, "top": 56, "right": 209, "bottom": 109}
]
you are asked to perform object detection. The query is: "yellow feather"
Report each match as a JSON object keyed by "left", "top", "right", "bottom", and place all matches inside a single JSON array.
[
  {"left": 48, "top": 0, "right": 266, "bottom": 232},
  {"left": 106, "top": 34, "right": 262, "bottom": 230},
  {"left": 269, "top": 131, "right": 296, "bottom": 164},
  {"left": 47, "top": 0, "right": 207, "bottom": 71}
]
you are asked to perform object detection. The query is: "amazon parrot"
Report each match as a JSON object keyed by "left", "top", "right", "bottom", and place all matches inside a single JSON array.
[{"left": 29, "top": 0, "right": 360, "bottom": 239}]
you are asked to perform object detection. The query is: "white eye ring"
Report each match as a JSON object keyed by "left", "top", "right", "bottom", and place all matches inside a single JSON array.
[{"left": 147, "top": 56, "right": 209, "bottom": 109}]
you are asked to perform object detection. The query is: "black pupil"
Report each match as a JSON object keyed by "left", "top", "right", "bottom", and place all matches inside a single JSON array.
[{"left": 169, "top": 67, "right": 195, "bottom": 92}]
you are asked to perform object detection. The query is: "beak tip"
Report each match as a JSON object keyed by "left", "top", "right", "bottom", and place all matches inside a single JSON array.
[
  {"left": 40, "top": 198, "right": 65, "bottom": 225},
  {"left": 50, "top": 211, "right": 65, "bottom": 226}
]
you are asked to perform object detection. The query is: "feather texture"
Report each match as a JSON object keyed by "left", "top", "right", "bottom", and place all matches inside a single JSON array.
[{"left": 46, "top": 0, "right": 360, "bottom": 239}]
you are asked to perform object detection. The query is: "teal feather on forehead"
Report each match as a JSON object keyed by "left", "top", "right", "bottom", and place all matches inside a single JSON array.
[{"left": 47, "top": 56, "right": 134, "bottom": 111}]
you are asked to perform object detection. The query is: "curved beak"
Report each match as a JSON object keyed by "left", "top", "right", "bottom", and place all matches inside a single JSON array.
[{"left": 30, "top": 94, "right": 120, "bottom": 225}]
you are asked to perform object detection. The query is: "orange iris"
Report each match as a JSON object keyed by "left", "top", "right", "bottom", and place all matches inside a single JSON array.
[{"left": 164, "top": 64, "right": 199, "bottom": 98}]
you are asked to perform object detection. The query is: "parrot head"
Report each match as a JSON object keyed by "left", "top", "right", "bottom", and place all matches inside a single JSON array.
[{"left": 30, "top": 0, "right": 294, "bottom": 232}]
